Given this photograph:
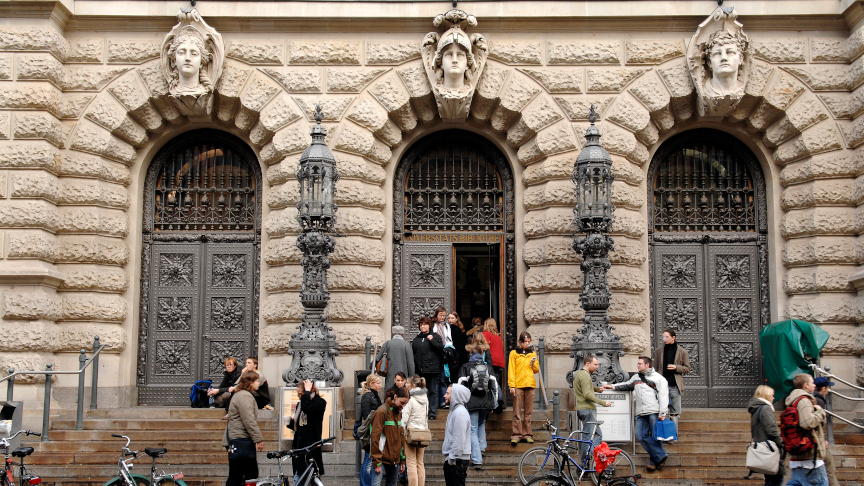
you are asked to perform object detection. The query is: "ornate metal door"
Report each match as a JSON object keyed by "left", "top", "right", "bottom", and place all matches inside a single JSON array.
[
  {"left": 648, "top": 130, "right": 769, "bottom": 408},
  {"left": 138, "top": 130, "right": 261, "bottom": 405},
  {"left": 402, "top": 244, "right": 452, "bottom": 336}
]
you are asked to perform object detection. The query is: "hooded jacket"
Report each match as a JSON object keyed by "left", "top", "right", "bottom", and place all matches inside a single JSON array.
[
  {"left": 747, "top": 397, "right": 785, "bottom": 476},
  {"left": 370, "top": 396, "right": 406, "bottom": 467},
  {"left": 442, "top": 383, "right": 472, "bottom": 462},
  {"left": 508, "top": 347, "right": 539, "bottom": 389},
  {"left": 412, "top": 330, "right": 444, "bottom": 375},
  {"left": 785, "top": 389, "right": 827, "bottom": 462},
  {"left": 401, "top": 387, "right": 430, "bottom": 432},
  {"left": 609, "top": 367, "right": 669, "bottom": 417},
  {"left": 457, "top": 353, "right": 500, "bottom": 413}
]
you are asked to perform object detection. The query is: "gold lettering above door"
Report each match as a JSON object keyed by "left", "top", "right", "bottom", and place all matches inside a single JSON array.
[{"left": 404, "top": 234, "right": 502, "bottom": 243}]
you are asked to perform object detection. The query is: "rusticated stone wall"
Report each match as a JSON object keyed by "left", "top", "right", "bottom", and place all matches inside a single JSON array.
[{"left": 0, "top": 13, "right": 862, "bottom": 402}]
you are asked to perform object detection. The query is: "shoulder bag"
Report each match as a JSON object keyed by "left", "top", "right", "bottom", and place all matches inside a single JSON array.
[
  {"left": 746, "top": 405, "right": 781, "bottom": 475},
  {"left": 376, "top": 352, "right": 389, "bottom": 376},
  {"left": 405, "top": 399, "right": 431, "bottom": 448}
]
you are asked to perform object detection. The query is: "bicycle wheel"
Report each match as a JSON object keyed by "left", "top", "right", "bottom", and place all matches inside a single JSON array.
[
  {"left": 101, "top": 476, "right": 150, "bottom": 486},
  {"left": 155, "top": 479, "right": 188, "bottom": 486},
  {"left": 524, "top": 475, "right": 571, "bottom": 486},
  {"left": 519, "top": 446, "right": 562, "bottom": 485},
  {"left": 252, "top": 481, "right": 282, "bottom": 486},
  {"left": 590, "top": 448, "right": 635, "bottom": 485}
]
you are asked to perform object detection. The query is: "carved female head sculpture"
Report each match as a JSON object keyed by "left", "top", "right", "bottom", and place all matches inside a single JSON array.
[
  {"left": 167, "top": 26, "right": 213, "bottom": 95},
  {"left": 703, "top": 30, "right": 746, "bottom": 96},
  {"left": 433, "top": 29, "right": 475, "bottom": 91}
]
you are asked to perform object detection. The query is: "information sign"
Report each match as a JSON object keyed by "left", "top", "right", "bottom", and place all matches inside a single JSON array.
[{"left": 594, "top": 390, "right": 632, "bottom": 442}]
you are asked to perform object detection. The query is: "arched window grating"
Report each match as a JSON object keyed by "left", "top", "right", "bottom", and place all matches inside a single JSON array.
[
  {"left": 403, "top": 145, "right": 504, "bottom": 232},
  {"left": 652, "top": 142, "right": 756, "bottom": 233},
  {"left": 154, "top": 144, "right": 256, "bottom": 232}
]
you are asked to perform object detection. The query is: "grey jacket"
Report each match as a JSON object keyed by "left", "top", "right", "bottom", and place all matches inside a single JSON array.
[
  {"left": 610, "top": 368, "right": 669, "bottom": 417},
  {"left": 222, "top": 389, "right": 264, "bottom": 447},
  {"left": 442, "top": 384, "right": 471, "bottom": 462},
  {"left": 377, "top": 335, "right": 416, "bottom": 390}
]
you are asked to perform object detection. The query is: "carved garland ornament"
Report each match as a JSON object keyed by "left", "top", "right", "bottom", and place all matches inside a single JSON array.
[
  {"left": 421, "top": 8, "right": 488, "bottom": 121},
  {"left": 161, "top": 8, "right": 224, "bottom": 116}
]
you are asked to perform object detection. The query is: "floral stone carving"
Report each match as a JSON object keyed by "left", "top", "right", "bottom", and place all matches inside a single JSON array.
[
  {"left": 687, "top": 6, "right": 751, "bottom": 119},
  {"left": 161, "top": 8, "right": 224, "bottom": 117},
  {"left": 421, "top": 8, "right": 488, "bottom": 121}
]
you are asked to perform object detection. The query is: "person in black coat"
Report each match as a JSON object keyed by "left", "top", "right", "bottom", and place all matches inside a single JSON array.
[
  {"left": 289, "top": 379, "right": 327, "bottom": 482},
  {"left": 412, "top": 316, "right": 443, "bottom": 420},
  {"left": 358, "top": 374, "right": 383, "bottom": 486},
  {"left": 207, "top": 357, "right": 241, "bottom": 407}
]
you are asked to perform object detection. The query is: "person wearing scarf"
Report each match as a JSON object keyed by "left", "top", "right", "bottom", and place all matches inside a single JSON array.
[{"left": 288, "top": 379, "right": 327, "bottom": 484}]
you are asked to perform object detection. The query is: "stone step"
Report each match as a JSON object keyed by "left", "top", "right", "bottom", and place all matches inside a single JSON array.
[
  {"left": 50, "top": 418, "right": 279, "bottom": 431},
  {"left": 46, "top": 429, "right": 281, "bottom": 442}
]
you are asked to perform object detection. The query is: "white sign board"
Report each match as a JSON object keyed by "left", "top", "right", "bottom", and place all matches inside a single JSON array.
[{"left": 595, "top": 391, "right": 632, "bottom": 442}]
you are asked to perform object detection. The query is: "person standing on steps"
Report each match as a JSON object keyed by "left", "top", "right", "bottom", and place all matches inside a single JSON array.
[
  {"left": 412, "top": 317, "right": 444, "bottom": 420},
  {"left": 603, "top": 356, "right": 669, "bottom": 472},
  {"left": 508, "top": 331, "right": 539, "bottom": 445},
  {"left": 222, "top": 371, "right": 264, "bottom": 486},
  {"left": 370, "top": 386, "right": 409, "bottom": 486},
  {"left": 401, "top": 375, "right": 429, "bottom": 486},
  {"left": 784, "top": 373, "right": 829, "bottom": 486},
  {"left": 433, "top": 307, "right": 454, "bottom": 409},
  {"left": 377, "top": 326, "right": 416, "bottom": 391},
  {"left": 457, "top": 342, "right": 499, "bottom": 469},
  {"left": 289, "top": 379, "right": 327, "bottom": 485},
  {"left": 442, "top": 384, "right": 472, "bottom": 486},
  {"left": 448, "top": 311, "right": 468, "bottom": 369},
  {"left": 573, "top": 354, "right": 612, "bottom": 462},
  {"left": 748, "top": 385, "right": 785, "bottom": 486},
  {"left": 359, "top": 374, "right": 383, "bottom": 486},
  {"left": 652, "top": 329, "right": 690, "bottom": 442},
  {"left": 813, "top": 377, "right": 840, "bottom": 486},
  {"left": 481, "top": 318, "right": 506, "bottom": 414}
]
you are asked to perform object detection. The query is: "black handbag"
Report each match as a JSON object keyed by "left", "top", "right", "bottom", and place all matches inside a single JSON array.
[{"left": 228, "top": 438, "right": 256, "bottom": 460}]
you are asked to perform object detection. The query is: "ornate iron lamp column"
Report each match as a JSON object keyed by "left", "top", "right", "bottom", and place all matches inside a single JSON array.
[
  {"left": 283, "top": 105, "right": 344, "bottom": 387},
  {"left": 566, "top": 106, "right": 629, "bottom": 387}
]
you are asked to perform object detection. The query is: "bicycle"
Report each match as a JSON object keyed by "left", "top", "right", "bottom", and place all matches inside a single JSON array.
[
  {"left": 518, "top": 420, "right": 635, "bottom": 486},
  {"left": 100, "top": 434, "right": 188, "bottom": 486},
  {"left": 247, "top": 436, "right": 335, "bottom": 486},
  {"left": 1, "top": 429, "right": 41, "bottom": 486}
]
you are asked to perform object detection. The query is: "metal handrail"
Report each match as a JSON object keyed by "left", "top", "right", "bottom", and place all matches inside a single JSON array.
[
  {"left": 809, "top": 364, "right": 864, "bottom": 393},
  {"left": 809, "top": 363, "right": 864, "bottom": 441},
  {"left": 825, "top": 410, "right": 864, "bottom": 431},
  {"left": 1, "top": 336, "right": 105, "bottom": 440}
]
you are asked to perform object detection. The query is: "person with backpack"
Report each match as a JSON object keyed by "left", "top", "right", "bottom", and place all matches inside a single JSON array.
[
  {"left": 813, "top": 377, "right": 840, "bottom": 486},
  {"left": 457, "top": 342, "right": 499, "bottom": 469},
  {"left": 412, "top": 317, "right": 444, "bottom": 420},
  {"left": 376, "top": 326, "right": 416, "bottom": 391},
  {"left": 747, "top": 385, "right": 784, "bottom": 486},
  {"left": 508, "top": 331, "right": 540, "bottom": 445},
  {"left": 401, "top": 375, "right": 430, "bottom": 486},
  {"left": 358, "top": 374, "right": 383, "bottom": 486},
  {"left": 782, "top": 373, "right": 829, "bottom": 486},
  {"left": 370, "top": 386, "right": 410, "bottom": 486},
  {"left": 603, "top": 356, "right": 669, "bottom": 472},
  {"left": 481, "top": 318, "right": 506, "bottom": 414}
]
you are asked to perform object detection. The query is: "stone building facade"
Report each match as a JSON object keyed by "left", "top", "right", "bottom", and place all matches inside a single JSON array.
[{"left": 0, "top": 0, "right": 862, "bottom": 410}]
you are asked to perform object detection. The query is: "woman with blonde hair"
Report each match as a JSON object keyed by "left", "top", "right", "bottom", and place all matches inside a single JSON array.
[
  {"left": 358, "top": 373, "right": 383, "bottom": 486},
  {"left": 222, "top": 371, "right": 264, "bottom": 486},
  {"left": 401, "top": 375, "right": 429, "bottom": 486},
  {"left": 747, "top": 385, "right": 784, "bottom": 486},
  {"left": 482, "top": 318, "right": 506, "bottom": 413}
]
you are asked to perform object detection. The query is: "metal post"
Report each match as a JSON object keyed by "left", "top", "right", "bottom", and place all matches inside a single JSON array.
[
  {"left": 553, "top": 390, "right": 560, "bottom": 432},
  {"left": 537, "top": 336, "right": 546, "bottom": 410},
  {"left": 6, "top": 368, "right": 13, "bottom": 401},
  {"left": 76, "top": 349, "right": 86, "bottom": 431},
  {"left": 365, "top": 336, "right": 372, "bottom": 371},
  {"left": 355, "top": 388, "right": 363, "bottom": 478},
  {"left": 91, "top": 336, "right": 101, "bottom": 410},
  {"left": 42, "top": 363, "right": 52, "bottom": 442},
  {"left": 825, "top": 365, "right": 834, "bottom": 444}
]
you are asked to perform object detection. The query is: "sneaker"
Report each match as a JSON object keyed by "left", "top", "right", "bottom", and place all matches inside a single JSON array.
[
  {"left": 263, "top": 405, "right": 275, "bottom": 410},
  {"left": 429, "top": 414, "right": 437, "bottom": 420},
  {"left": 221, "top": 414, "right": 229, "bottom": 421},
  {"left": 209, "top": 405, "right": 215, "bottom": 409},
  {"left": 655, "top": 456, "right": 667, "bottom": 470},
  {"left": 525, "top": 437, "right": 534, "bottom": 444},
  {"left": 511, "top": 439, "right": 519, "bottom": 445},
  {"left": 473, "top": 464, "right": 482, "bottom": 470},
  {"left": 646, "top": 464, "right": 656, "bottom": 472}
]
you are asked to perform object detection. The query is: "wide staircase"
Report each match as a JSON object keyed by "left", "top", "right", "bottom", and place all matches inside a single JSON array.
[{"left": 16, "top": 406, "right": 864, "bottom": 485}]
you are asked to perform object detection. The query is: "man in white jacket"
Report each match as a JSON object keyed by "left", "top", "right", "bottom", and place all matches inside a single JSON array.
[{"left": 604, "top": 356, "right": 670, "bottom": 472}]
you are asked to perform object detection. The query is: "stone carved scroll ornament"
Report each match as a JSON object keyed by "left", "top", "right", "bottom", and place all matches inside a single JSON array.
[
  {"left": 421, "top": 8, "right": 488, "bottom": 121},
  {"left": 161, "top": 8, "right": 224, "bottom": 117},
  {"left": 687, "top": 6, "right": 751, "bottom": 119}
]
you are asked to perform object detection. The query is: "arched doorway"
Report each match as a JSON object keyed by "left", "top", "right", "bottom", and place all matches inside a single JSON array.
[
  {"left": 648, "top": 129, "right": 769, "bottom": 408},
  {"left": 137, "top": 129, "right": 262, "bottom": 405},
  {"left": 393, "top": 130, "right": 517, "bottom": 352}
]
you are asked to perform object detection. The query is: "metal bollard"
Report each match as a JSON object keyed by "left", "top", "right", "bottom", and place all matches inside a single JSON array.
[
  {"left": 364, "top": 336, "right": 372, "bottom": 371},
  {"left": 42, "top": 363, "right": 52, "bottom": 442},
  {"left": 91, "top": 336, "right": 100, "bottom": 410},
  {"left": 553, "top": 390, "right": 560, "bottom": 432},
  {"left": 825, "top": 365, "right": 834, "bottom": 444},
  {"left": 355, "top": 387, "right": 363, "bottom": 478},
  {"left": 6, "top": 368, "right": 13, "bottom": 401},
  {"left": 76, "top": 349, "right": 86, "bottom": 431},
  {"left": 537, "top": 336, "right": 546, "bottom": 410}
]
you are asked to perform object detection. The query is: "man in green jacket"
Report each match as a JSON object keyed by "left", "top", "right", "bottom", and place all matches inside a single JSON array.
[{"left": 573, "top": 355, "right": 611, "bottom": 462}]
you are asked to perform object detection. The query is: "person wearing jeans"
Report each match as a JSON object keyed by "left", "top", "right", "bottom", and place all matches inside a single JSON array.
[
  {"left": 784, "top": 374, "right": 830, "bottom": 486},
  {"left": 603, "top": 356, "right": 669, "bottom": 472},
  {"left": 573, "top": 354, "right": 612, "bottom": 462}
]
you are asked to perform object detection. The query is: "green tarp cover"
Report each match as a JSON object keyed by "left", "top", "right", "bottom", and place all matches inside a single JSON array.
[{"left": 760, "top": 319, "right": 830, "bottom": 400}]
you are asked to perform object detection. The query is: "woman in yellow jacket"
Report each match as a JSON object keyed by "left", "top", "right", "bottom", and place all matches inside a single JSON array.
[{"left": 508, "top": 331, "right": 539, "bottom": 444}]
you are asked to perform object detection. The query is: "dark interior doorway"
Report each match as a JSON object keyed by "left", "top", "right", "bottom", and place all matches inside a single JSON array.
[{"left": 454, "top": 244, "right": 500, "bottom": 328}]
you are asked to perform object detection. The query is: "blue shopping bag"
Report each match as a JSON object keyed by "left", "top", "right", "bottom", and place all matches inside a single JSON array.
[{"left": 653, "top": 418, "right": 678, "bottom": 442}]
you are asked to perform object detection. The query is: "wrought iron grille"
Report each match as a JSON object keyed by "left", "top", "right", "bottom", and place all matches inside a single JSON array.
[
  {"left": 404, "top": 146, "right": 504, "bottom": 232},
  {"left": 154, "top": 144, "right": 256, "bottom": 232},
  {"left": 653, "top": 143, "right": 755, "bottom": 233}
]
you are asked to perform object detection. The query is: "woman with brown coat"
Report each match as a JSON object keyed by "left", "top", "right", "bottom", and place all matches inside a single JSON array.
[
  {"left": 222, "top": 371, "right": 265, "bottom": 486},
  {"left": 370, "top": 386, "right": 410, "bottom": 486}
]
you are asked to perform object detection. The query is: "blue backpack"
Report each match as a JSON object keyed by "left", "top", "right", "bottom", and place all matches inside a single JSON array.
[{"left": 190, "top": 380, "right": 212, "bottom": 408}]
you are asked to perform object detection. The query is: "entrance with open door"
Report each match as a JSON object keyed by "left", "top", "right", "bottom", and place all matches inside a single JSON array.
[{"left": 393, "top": 130, "right": 517, "bottom": 352}]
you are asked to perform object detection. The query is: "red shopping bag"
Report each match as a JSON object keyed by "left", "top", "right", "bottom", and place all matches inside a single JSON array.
[{"left": 593, "top": 442, "right": 622, "bottom": 474}]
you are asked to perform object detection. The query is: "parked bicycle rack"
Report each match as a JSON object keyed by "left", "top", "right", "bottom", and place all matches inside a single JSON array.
[
  {"left": 0, "top": 336, "right": 106, "bottom": 441},
  {"left": 809, "top": 363, "right": 864, "bottom": 443}
]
